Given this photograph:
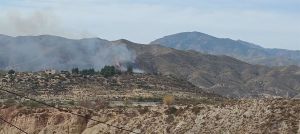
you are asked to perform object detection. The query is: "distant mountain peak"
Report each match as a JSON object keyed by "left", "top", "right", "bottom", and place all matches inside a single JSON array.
[
  {"left": 112, "top": 39, "right": 144, "bottom": 45},
  {"left": 163, "top": 31, "right": 216, "bottom": 39},
  {"left": 114, "top": 39, "right": 133, "bottom": 43},
  {"left": 151, "top": 32, "right": 300, "bottom": 67}
]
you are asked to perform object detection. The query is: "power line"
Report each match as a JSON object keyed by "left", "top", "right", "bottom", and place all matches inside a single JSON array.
[
  {"left": 0, "top": 88, "right": 141, "bottom": 134},
  {"left": 0, "top": 116, "right": 29, "bottom": 134}
]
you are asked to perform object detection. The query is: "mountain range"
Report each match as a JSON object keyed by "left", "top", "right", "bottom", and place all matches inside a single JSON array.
[
  {"left": 151, "top": 32, "right": 300, "bottom": 66},
  {"left": 1, "top": 34, "right": 300, "bottom": 98},
  {"left": 117, "top": 39, "right": 300, "bottom": 98}
]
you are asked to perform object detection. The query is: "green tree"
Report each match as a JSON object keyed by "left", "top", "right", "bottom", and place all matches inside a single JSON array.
[
  {"left": 71, "top": 68, "right": 79, "bottom": 74},
  {"left": 127, "top": 65, "right": 133, "bottom": 74},
  {"left": 100, "top": 66, "right": 117, "bottom": 77},
  {"left": 8, "top": 69, "right": 15, "bottom": 75},
  {"left": 80, "top": 68, "right": 96, "bottom": 75}
]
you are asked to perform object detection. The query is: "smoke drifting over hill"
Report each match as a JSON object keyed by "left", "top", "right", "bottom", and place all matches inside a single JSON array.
[
  {"left": 0, "top": 11, "right": 62, "bottom": 36},
  {"left": 0, "top": 35, "right": 136, "bottom": 71}
]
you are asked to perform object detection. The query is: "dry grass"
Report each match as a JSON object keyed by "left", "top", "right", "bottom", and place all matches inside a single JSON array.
[{"left": 163, "top": 95, "right": 175, "bottom": 106}]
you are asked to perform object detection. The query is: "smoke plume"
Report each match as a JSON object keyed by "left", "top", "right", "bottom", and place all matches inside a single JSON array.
[{"left": 0, "top": 35, "right": 137, "bottom": 71}]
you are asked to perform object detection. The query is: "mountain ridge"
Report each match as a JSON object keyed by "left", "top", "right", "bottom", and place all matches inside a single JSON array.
[
  {"left": 118, "top": 40, "right": 300, "bottom": 98},
  {"left": 151, "top": 31, "right": 300, "bottom": 66},
  {"left": 1, "top": 34, "right": 300, "bottom": 98}
]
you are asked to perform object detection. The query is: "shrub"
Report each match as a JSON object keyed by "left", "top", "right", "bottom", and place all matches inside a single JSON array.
[
  {"left": 138, "top": 106, "right": 150, "bottom": 115},
  {"left": 94, "top": 100, "right": 110, "bottom": 109},
  {"left": 78, "top": 100, "right": 93, "bottom": 109},
  {"left": 21, "top": 100, "right": 43, "bottom": 108},
  {"left": 4, "top": 98, "right": 16, "bottom": 106},
  {"left": 135, "top": 96, "right": 161, "bottom": 102},
  {"left": 163, "top": 95, "right": 175, "bottom": 106},
  {"left": 191, "top": 106, "right": 203, "bottom": 114},
  {"left": 165, "top": 115, "right": 175, "bottom": 123},
  {"left": 165, "top": 106, "right": 178, "bottom": 115},
  {"left": 68, "top": 100, "right": 75, "bottom": 105}
]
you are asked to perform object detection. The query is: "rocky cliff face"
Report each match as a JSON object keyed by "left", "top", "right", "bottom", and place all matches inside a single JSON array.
[{"left": 1, "top": 99, "right": 300, "bottom": 134}]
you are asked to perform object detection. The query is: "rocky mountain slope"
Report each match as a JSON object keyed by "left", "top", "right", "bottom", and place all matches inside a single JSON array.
[
  {"left": 1, "top": 35, "right": 300, "bottom": 98},
  {"left": 151, "top": 32, "right": 300, "bottom": 66},
  {"left": 118, "top": 40, "right": 300, "bottom": 98}
]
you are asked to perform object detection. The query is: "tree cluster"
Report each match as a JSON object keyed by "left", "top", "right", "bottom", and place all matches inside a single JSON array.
[
  {"left": 8, "top": 69, "right": 15, "bottom": 75},
  {"left": 71, "top": 68, "right": 96, "bottom": 75},
  {"left": 71, "top": 65, "right": 134, "bottom": 77},
  {"left": 100, "top": 66, "right": 119, "bottom": 77}
]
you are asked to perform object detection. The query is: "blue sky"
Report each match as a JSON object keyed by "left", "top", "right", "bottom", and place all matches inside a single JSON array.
[{"left": 0, "top": 0, "right": 300, "bottom": 50}]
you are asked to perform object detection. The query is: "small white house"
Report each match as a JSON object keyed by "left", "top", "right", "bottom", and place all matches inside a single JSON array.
[{"left": 45, "top": 69, "right": 57, "bottom": 75}]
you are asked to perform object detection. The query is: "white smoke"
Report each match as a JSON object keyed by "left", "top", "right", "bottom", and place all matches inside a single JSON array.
[
  {"left": 0, "top": 35, "right": 137, "bottom": 71},
  {"left": 0, "top": 10, "right": 142, "bottom": 72},
  {"left": 0, "top": 10, "right": 92, "bottom": 39}
]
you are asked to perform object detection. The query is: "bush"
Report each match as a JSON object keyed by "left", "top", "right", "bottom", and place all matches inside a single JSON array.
[
  {"left": 135, "top": 96, "right": 161, "bottom": 102},
  {"left": 191, "top": 106, "right": 203, "bottom": 114},
  {"left": 165, "top": 115, "right": 175, "bottom": 123},
  {"left": 138, "top": 107, "right": 150, "bottom": 115},
  {"left": 4, "top": 99, "right": 16, "bottom": 106},
  {"left": 165, "top": 107, "right": 178, "bottom": 115},
  {"left": 21, "top": 100, "right": 43, "bottom": 108},
  {"left": 68, "top": 100, "right": 75, "bottom": 105},
  {"left": 163, "top": 95, "right": 175, "bottom": 106}
]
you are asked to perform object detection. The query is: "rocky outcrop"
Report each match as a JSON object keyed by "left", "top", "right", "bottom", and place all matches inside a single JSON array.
[{"left": 1, "top": 99, "right": 300, "bottom": 134}]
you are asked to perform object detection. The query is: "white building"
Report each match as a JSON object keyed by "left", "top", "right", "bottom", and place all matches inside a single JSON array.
[{"left": 44, "top": 69, "right": 57, "bottom": 75}]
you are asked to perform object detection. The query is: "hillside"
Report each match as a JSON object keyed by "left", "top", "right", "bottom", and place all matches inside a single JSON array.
[
  {"left": 117, "top": 39, "right": 300, "bottom": 98},
  {"left": 1, "top": 99, "right": 300, "bottom": 134},
  {"left": 0, "top": 72, "right": 218, "bottom": 104},
  {"left": 1, "top": 35, "right": 300, "bottom": 98},
  {"left": 0, "top": 35, "right": 134, "bottom": 71},
  {"left": 0, "top": 72, "right": 225, "bottom": 133},
  {"left": 0, "top": 72, "right": 300, "bottom": 134},
  {"left": 151, "top": 32, "right": 300, "bottom": 66}
]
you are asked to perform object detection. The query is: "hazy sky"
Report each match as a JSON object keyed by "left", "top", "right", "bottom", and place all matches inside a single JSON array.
[{"left": 0, "top": 0, "right": 300, "bottom": 50}]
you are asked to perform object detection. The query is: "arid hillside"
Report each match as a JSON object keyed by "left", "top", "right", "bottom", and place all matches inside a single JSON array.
[
  {"left": 119, "top": 40, "right": 300, "bottom": 98},
  {"left": 1, "top": 99, "right": 300, "bottom": 134},
  {"left": 1, "top": 72, "right": 300, "bottom": 134},
  {"left": 1, "top": 35, "right": 300, "bottom": 98},
  {"left": 0, "top": 71, "right": 220, "bottom": 110}
]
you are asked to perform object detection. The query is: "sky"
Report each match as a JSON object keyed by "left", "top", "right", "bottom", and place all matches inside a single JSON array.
[{"left": 0, "top": 0, "right": 300, "bottom": 50}]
